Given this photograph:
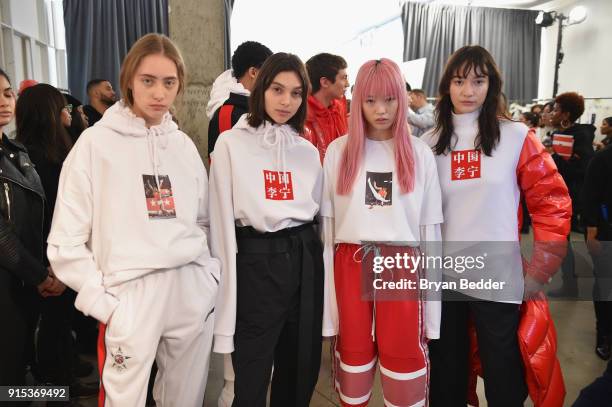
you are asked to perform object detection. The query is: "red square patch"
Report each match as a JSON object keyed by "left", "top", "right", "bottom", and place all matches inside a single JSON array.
[
  {"left": 263, "top": 170, "right": 294, "bottom": 200},
  {"left": 451, "top": 150, "right": 481, "bottom": 181}
]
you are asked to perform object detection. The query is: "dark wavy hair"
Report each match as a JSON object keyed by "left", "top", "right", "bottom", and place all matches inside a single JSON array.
[
  {"left": 433, "top": 45, "right": 510, "bottom": 156},
  {"left": 15, "top": 84, "right": 73, "bottom": 163},
  {"left": 554, "top": 92, "right": 585, "bottom": 123},
  {"left": 247, "top": 52, "right": 310, "bottom": 133}
]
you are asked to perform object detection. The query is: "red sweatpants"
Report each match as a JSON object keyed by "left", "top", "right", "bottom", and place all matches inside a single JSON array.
[{"left": 333, "top": 243, "right": 428, "bottom": 407}]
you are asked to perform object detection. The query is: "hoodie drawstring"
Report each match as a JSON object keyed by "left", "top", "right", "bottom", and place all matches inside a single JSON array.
[
  {"left": 261, "top": 124, "right": 295, "bottom": 187},
  {"left": 353, "top": 243, "right": 382, "bottom": 342}
]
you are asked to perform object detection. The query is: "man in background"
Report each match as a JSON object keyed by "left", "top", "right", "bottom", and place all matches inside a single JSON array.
[{"left": 83, "top": 79, "right": 116, "bottom": 126}]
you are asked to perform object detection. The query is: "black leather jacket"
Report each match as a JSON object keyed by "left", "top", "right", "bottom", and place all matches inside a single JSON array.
[{"left": 0, "top": 136, "right": 47, "bottom": 287}]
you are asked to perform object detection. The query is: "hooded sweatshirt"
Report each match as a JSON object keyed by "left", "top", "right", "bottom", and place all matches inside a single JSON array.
[
  {"left": 206, "top": 69, "right": 250, "bottom": 120},
  {"left": 47, "top": 100, "right": 214, "bottom": 324},
  {"left": 303, "top": 95, "right": 348, "bottom": 161},
  {"left": 209, "top": 115, "right": 322, "bottom": 353}
]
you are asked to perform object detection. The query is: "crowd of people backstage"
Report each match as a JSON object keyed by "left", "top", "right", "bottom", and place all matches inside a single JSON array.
[
  {"left": 0, "top": 71, "right": 113, "bottom": 406},
  {"left": 519, "top": 95, "right": 612, "bottom": 404},
  {"left": 1, "top": 29, "right": 610, "bottom": 407}
]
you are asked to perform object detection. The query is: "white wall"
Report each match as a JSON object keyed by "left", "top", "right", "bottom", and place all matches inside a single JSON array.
[{"left": 537, "top": 0, "right": 612, "bottom": 99}]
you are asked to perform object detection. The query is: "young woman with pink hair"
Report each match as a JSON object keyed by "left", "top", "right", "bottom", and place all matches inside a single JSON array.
[{"left": 321, "top": 58, "right": 443, "bottom": 407}]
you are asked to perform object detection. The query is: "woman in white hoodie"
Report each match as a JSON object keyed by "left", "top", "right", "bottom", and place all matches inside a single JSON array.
[
  {"left": 47, "top": 33, "right": 219, "bottom": 407},
  {"left": 209, "top": 52, "right": 323, "bottom": 407}
]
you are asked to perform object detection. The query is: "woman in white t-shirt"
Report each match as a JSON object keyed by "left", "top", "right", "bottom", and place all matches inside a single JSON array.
[
  {"left": 209, "top": 52, "right": 323, "bottom": 407},
  {"left": 321, "top": 58, "right": 443, "bottom": 407}
]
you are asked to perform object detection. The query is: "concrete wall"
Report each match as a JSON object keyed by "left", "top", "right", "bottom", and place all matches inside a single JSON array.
[{"left": 168, "top": 0, "right": 225, "bottom": 163}]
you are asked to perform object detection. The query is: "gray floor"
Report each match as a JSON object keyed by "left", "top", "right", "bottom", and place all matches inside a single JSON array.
[{"left": 75, "top": 231, "right": 608, "bottom": 406}]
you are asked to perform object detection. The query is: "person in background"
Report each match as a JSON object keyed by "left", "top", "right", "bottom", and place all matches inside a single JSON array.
[
  {"left": 207, "top": 41, "right": 273, "bottom": 157},
  {"left": 548, "top": 92, "right": 595, "bottom": 298},
  {"left": 16, "top": 84, "right": 98, "bottom": 400},
  {"left": 18, "top": 79, "right": 38, "bottom": 96},
  {"left": 303, "top": 52, "right": 349, "bottom": 161},
  {"left": 520, "top": 111, "right": 540, "bottom": 130},
  {"left": 63, "top": 93, "right": 90, "bottom": 142},
  {"left": 530, "top": 104, "right": 544, "bottom": 115},
  {"left": 0, "top": 69, "right": 64, "bottom": 391},
  {"left": 594, "top": 116, "right": 612, "bottom": 151},
  {"left": 582, "top": 132, "right": 612, "bottom": 360},
  {"left": 406, "top": 88, "right": 435, "bottom": 137},
  {"left": 83, "top": 79, "right": 117, "bottom": 126}
]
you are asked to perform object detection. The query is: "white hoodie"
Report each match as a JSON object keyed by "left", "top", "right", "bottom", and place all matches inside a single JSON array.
[
  {"left": 209, "top": 116, "right": 322, "bottom": 353},
  {"left": 206, "top": 69, "right": 250, "bottom": 119},
  {"left": 48, "top": 101, "right": 217, "bottom": 324}
]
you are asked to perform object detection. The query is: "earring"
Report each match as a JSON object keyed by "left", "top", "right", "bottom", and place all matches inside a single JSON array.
[{"left": 561, "top": 119, "right": 571, "bottom": 129}]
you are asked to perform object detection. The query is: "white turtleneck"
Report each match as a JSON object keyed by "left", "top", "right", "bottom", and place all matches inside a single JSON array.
[
  {"left": 208, "top": 115, "right": 322, "bottom": 353},
  {"left": 421, "top": 110, "right": 529, "bottom": 242},
  {"left": 421, "top": 111, "right": 530, "bottom": 303}
]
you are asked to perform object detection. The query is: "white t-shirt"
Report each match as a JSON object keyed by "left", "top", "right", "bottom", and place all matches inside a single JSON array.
[
  {"left": 321, "top": 135, "right": 443, "bottom": 243},
  {"left": 320, "top": 134, "right": 444, "bottom": 339}
]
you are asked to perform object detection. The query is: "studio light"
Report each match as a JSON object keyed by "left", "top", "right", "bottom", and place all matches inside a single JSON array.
[
  {"left": 568, "top": 6, "right": 587, "bottom": 25},
  {"left": 535, "top": 5, "right": 588, "bottom": 97},
  {"left": 535, "top": 11, "right": 554, "bottom": 27}
]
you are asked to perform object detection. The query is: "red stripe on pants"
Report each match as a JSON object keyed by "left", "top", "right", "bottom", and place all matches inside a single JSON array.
[
  {"left": 334, "top": 243, "right": 428, "bottom": 406},
  {"left": 97, "top": 323, "right": 107, "bottom": 407}
]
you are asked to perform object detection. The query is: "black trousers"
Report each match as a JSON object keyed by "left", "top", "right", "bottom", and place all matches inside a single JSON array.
[
  {"left": 36, "top": 289, "right": 77, "bottom": 385},
  {"left": 0, "top": 273, "right": 29, "bottom": 387},
  {"left": 592, "top": 243, "right": 612, "bottom": 338},
  {"left": 231, "top": 223, "right": 323, "bottom": 407},
  {"left": 429, "top": 293, "right": 528, "bottom": 407}
]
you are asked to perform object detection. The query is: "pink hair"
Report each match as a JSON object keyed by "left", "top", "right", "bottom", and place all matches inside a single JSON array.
[{"left": 337, "top": 58, "right": 415, "bottom": 195}]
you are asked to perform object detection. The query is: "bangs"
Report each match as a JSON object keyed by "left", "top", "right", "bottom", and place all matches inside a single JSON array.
[
  {"left": 452, "top": 56, "right": 489, "bottom": 79},
  {"left": 360, "top": 62, "right": 402, "bottom": 100}
]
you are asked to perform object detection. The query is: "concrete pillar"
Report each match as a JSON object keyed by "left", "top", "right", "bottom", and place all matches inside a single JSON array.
[{"left": 168, "top": 0, "right": 225, "bottom": 163}]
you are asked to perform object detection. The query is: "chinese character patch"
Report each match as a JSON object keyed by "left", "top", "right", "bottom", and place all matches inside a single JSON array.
[
  {"left": 263, "top": 170, "right": 294, "bottom": 200},
  {"left": 142, "top": 174, "right": 177, "bottom": 219},
  {"left": 451, "top": 150, "right": 481, "bottom": 181},
  {"left": 365, "top": 171, "right": 393, "bottom": 207}
]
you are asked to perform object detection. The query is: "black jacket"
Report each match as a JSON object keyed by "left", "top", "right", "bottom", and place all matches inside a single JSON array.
[
  {"left": 552, "top": 123, "right": 595, "bottom": 181},
  {"left": 0, "top": 136, "right": 47, "bottom": 287},
  {"left": 208, "top": 92, "right": 249, "bottom": 155},
  {"left": 583, "top": 145, "right": 612, "bottom": 240}
]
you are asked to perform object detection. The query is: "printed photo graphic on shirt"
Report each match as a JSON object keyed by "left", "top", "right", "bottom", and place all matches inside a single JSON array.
[
  {"left": 451, "top": 149, "right": 481, "bottom": 181},
  {"left": 263, "top": 170, "right": 294, "bottom": 200},
  {"left": 552, "top": 134, "right": 574, "bottom": 160},
  {"left": 365, "top": 171, "right": 392, "bottom": 208},
  {"left": 142, "top": 174, "right": 176, "bottom": 219}
]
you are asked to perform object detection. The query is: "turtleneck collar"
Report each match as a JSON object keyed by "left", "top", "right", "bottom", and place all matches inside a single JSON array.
[{"left": 452, "top": 108, "right": 481, "bottom": 127}]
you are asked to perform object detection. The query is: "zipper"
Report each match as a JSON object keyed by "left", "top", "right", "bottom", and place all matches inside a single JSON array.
[
  {"left": 0, "top": 176, "right": 46, "bottom": 261},
  {"left": 3, "top": 182, "right": 10, "bottom": 221}
]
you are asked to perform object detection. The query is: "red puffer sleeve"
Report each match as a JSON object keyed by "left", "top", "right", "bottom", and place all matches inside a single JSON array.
[{"left": 517, "top": 130, "right": 572, "bottom": 283}]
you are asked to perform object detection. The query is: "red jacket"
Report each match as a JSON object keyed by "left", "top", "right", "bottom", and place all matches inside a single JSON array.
[
  {"left": 468, "top": 130, "right": 571, "bottom": 407},
  {"left": 303, "top": 95, "right": 348, "bottom": 162}
]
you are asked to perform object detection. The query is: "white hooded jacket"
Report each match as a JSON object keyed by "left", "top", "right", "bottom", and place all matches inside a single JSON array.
[
  {"left": 48, "top": 100, "right": 218, "bottom": 324},
  {"left": 206, "top": 69, "right": 250, "bottom": 119}
]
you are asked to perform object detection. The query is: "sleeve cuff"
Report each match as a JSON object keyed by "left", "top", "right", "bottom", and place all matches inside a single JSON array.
[
  {"left": 322, "top": 327, "right": 338, "bottom": 337},
  {"left": 74, "top": 276, "right": 119, "bottom": 324},
  {"left": 213, "top": 334, "right": 234, "bottom": 353}
]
